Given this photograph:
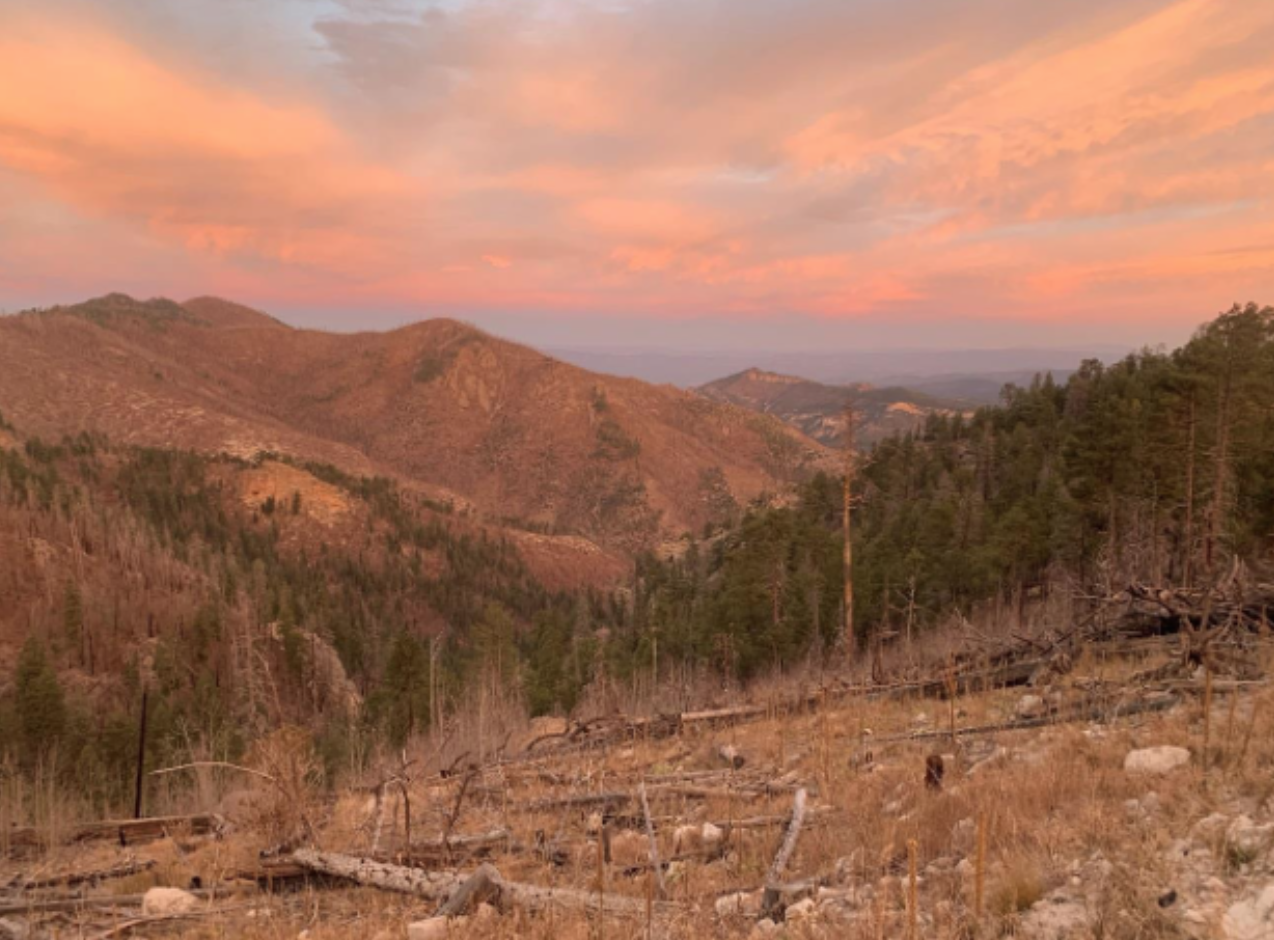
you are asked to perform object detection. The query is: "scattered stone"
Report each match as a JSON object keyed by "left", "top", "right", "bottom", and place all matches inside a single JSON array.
[
  {"left": 1018, "top": 889, "right": 1091, "bottom": 940},
  {"left": 528, "top": 715, "right": 568, "bottom": 738},
  {"left": 1193, "top": 813, "right": 1231, "bottom": 843},
  {"left": 1124, "top": 746, "right": 1191, "bottom": 775},
  {"left": 716, "top": 890, "right": 763, "bottom": 918},
  {"left": 1226, "top": 816, "right": 1274, "bottom": 860},
  {"left": 408, "top": 917, "right": 465, "bottom": 940},
  {"left": 1158, "top": 889, "right": 1178, "bottom": 908},
  {"left": 141, "top": 888, "right": 199, "bottom": 917},
  {"left": 1016, "top": 694, "right": 1047, "bottom": 719},
  {"left": 786, "top": 898, "right": 817, "bottom": 921},
  {"left": 1222, "top": 885, "right": 1274, "bottom": 940},
  {"left": 750, "top": 918, "right": 779, "bottom": 938},
  {"left": 0, "top": 918, "right": 45, "bottom": 940}
]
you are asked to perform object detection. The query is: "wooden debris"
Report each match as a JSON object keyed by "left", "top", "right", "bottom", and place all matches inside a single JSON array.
[
  {"left": 637, "top": 783, "right": 666, "bottom": 899},
  {"left": 289, "top": 850, "right": 678, "bottom": 919},
  {"left": 760, "top": 788, "right": 808, "bottom": 916},
  {"left": 4, "top": 815, "right": 219, "bottom": 855},
  {"left": 9, "top": 858, "right": 156, "bottom": 891}
]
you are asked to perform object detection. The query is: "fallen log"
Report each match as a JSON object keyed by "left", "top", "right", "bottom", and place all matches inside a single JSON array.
[
  {"left": 4, "top": 815, "right": 219, "bottom": 855},
  {"left": 637, "top": 783, "right": 666, "bottom": 899},
  {"left": 289, "top": 850, "right": 678, "bottom": 919},
  {"left": 10, "top": 858, "right": 156, "bottom": 891},
  {"left": 870, "top": 691, "right": 1181, "bottom": 744},
  {"left": 760, "top": 788, "right": 807, "bottom": 916},
  {"left": 436, "top": 863, "right": 501, "bottom": 917}
]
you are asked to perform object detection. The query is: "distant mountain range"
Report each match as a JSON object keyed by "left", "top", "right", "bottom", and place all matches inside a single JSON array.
[
  {"left": 699, "top": 368, "right": 966, "bottom": 448},
  {"left": 546, "top": 345, "right": 1124, "bottom": 400}
]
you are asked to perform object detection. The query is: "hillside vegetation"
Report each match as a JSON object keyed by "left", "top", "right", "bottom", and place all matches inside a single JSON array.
[{"left": 632, "top": 303, "right": 1274, "bottom": 671}]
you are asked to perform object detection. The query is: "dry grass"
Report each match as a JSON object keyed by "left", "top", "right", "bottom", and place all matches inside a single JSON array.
[{"left": 3, "top": 647, "right": 1273, "bottom": 939}]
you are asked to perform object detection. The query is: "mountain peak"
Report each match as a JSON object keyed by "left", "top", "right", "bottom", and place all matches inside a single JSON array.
[{"left": 182, "top": 296, "right": 289, "bottom": 330}]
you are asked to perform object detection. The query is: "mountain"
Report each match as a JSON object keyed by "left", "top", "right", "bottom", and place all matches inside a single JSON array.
[
  {"left": 697, "top": 368, "right": 965, "bottom": 448},
  {"left": 546, "top": 345, "right": 1126, "bottom": 388},
  {"left": 0, "top": 294, "right": 827, "bottom": 551},
  {"left": 872, "top": 369, "right": 1078, "bottom": 405}
]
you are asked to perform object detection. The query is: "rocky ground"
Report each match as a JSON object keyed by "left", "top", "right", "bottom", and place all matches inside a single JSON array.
[{"left": 2, "top": 645, "right": 1272, "bottom": 939}]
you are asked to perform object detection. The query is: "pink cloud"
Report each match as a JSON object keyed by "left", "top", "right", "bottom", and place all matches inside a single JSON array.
[{"left": 0, "top": 0, "right": 1271, "bottom": 333}]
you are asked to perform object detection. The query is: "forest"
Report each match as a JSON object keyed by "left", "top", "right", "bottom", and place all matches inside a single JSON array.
[{"left": 0, "top": 303, "right": 1270, "bottom": 807}]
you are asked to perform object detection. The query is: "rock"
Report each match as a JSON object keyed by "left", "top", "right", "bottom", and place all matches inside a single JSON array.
[
  {"left": 528, "top": 715, "right": 568, "bottom": 739},
  {"left": 750, "top": 919, "right": 779, "bottom": 938},
  {"left": 0, "top": 917, "right": 47, "bottom": 940},
  {"left": 1193, "top": 812, "right": 1231, "bottom": 843},
  {"left": 1226, "top": 816, "right": 1274, "bottom": 860},
  {"left": 786, "top": 898, "right": 817, "bottom": 921},
  {"left": 408, "top": 917, "right": 466, "bottom": 940},
  {"left": 607, "top": 830, "right": 648, "bottom": 865},
  {"left": 475, "top": 903, "right": 498, "bottom": 921},
  {"left": 1016, "top": 694, "right": 1047, "bottom": 719},
  {"left": 1018, "top": 890, "right": 1091, "bottom": 940},
  {"left": 673, "top": 824, "right": 699, "bottom": 854},
  {"left": 701, "top": 821, "right": 725, "bottom": 847},
  {"left": 1124, "top": 746, "right": 1191, "bottom": 775},
  {"left": 1222, "top": 885, "right": 1274, "bottom": 940},
  {"left": 141, "top": 888, "right": 199, "bottom": 917},
  {"left": 715, "top": 890, "right": 763, "bottom": 918}
]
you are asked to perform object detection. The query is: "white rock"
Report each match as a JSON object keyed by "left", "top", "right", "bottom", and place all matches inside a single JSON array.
[
  {"left": 1227, "top": 816, "right": 1274, "bottom": 859},
  {"left": 1222, "top": 885, "right": 1274, "bottom": 940},
  {"left": 141, "top": 888, "right": 199, "bottom": 917},
  {"left": 1124, "top": 745, "right": 1191, "bottom": 775},
  {"left": 1016, "top": 695, "right": 1047, "bottom": 719},
  {"left": 1193, "top": 812, "right": 1230, "bottom": 843},
  {"left": 672, "top": 824, "right": 699, "bottom": 855},
  {"left": 786, "top": 898, "right": 817, "bottom": 921},
  {"left": 585, "top": 812, "right": 604, "bottom": 834},
  {"left": 475, "top": 902, "right": 498, "bottom": 921},
  {"left": 1018, "top": 891, "right": 1090, "bottom": 940},
  {"left": 408, "top": 917, "right": 466, "bottom": 940},
  {"left": 715, "top": 891, "right": 763, "bottom": 918},
  {"left": 701, "top": 822, "right": 725, "bottom": 847},
  {"left": 528, "top": 715, "right": 568, "bottom": 738},
  {"left": 750, "top": 918, "right": 779, "bottom": 938}
]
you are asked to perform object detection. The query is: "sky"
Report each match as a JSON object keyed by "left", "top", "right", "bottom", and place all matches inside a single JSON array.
[{"left": 0, "top": 0, "right": 1272, "bottom": 350}]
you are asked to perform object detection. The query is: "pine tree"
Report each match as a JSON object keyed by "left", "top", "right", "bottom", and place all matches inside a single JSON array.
[{"left": 15, "top": 638, "right": 67, "bottom": 761}]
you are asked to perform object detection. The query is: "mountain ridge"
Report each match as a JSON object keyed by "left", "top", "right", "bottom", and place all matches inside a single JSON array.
[{"left": 0, "top": 294, "right": 829, "bottom": 552}]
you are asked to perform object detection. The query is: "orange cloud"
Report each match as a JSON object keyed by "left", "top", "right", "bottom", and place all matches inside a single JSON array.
[
  {"left": 1, "top": 0, "right": 1271, "bottom": 335},
  {"left": 0, "top": 17, "right": 412, "bottom": 276}
]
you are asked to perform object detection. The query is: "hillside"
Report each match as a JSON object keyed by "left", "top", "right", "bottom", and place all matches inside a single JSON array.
[
  {"left": 0, "top": 427, "right": 635, "bottom": 796},
  {"left": 0, "top": 295, "right": 827, "bottom": 550},
  {"left": 698, "top": 368, "right": 963, "bottom": 448}
]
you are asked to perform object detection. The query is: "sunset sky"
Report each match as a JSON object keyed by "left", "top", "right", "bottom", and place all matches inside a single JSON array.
[{"left": 1, "top": 0, "right": 1272, "bottom": 349}]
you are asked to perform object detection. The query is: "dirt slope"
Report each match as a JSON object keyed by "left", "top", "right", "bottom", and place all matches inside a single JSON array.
[{"left": 0, "top": 295, "right": 828, "bottom": 549}]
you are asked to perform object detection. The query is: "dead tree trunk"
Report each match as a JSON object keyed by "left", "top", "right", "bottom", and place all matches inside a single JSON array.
[
  {"left": 761, "top": 787, "right": 808, "bottom": 915},
  {"left": 289, "top": 850, "right": 675, "bottom": 919},
  {"left": 843, "top": 404, "right": 856, "bottom": 660}
]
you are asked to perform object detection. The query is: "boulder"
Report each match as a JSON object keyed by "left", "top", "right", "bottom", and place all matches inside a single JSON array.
[
  {"left": 408, "top": 917, "right": 465, "bottom": 940},
  {"left": 715, "top": 890, "right": 763, "bottom": 918},
  {"left": 1226, "top": 816, "right": 1274, "bottom": 860},
  {"left": 1124, "top": 746, "right": 1191, "bottom": 775},
  {"left": 1015, "top": 695, "right": 1047, "bottom": 720},
  {"left": 141, "top": 888, "right": 199, "bottom": 917},
  {"left": 1222, "top": 885, "right": 1274, "bottom": 940},
  {"left": 786, "top": 898, "right": 817, "bottom": 921}
]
